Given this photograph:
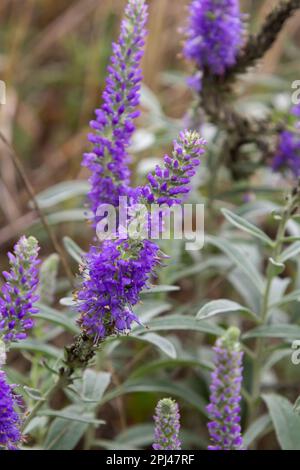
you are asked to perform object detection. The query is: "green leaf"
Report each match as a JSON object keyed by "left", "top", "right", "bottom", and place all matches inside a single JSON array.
[
  {"left": 23, "top": 386, "right": 45, "bottom": 402},
  {"left": 133, "top": 332, "right": 177, "bottom": 359},
  {"left": 133, "top": 314, "right": 224, "bottom": 336},
  {"left": 59, "top": 297, "right": 76, "bottom": 307},
  {"left": 133, "top": 301, "right": 171, "bottom": 324},
  {"left": 115, "top": 424, "right": 154, "bottom": 448},
  {"left": 46, "top": 209, "right": 87, "bottom": 225},
  {"left": 270, "top": 289, "right": 300, "bottom": 308},
  {"left": 10, "top": 339, "right": 62, "bottom": 359},
  {"left": 63, "top": 236, "right": 85, "bottom": 264},
  {"left": 101, "top": 378, "right": 207, "bottom": 414},
  {"left": 228, "top": 270, "right": 261, "bottom": 312},
  {"left": 39, "top": 409, "right": 104, "bottom": 425},
  {"left": 33, "top": 181, "right": 89, "bottom": 208},
  {"left": 24, "top": 417, "right": 48, "bottom": 435},
  {"left": 70, "top": 369, "right": 111, "bottom": 407},
  {"left": 243, "top": 324, "right": 300, "bottom": 340},
  {"left": 44, "top": 405, "right": 89, "bottom": 450},
  {"left": 262, "top": 394, "right": 300, "bottom": 450},
  {"left": 243, "top": 414, "right": 272, "bottom": 448},
  {"left": 221, "top": 208, "right": 274, "bottom": 246},
  {"left": 263, "top": 348, "right": 292, "bottom": 371},
  {"left": 279, "top": 241, "right": 300, "bottom": 263},
  {"left": 168, "top": 258, "right": 228, "bottom": 284},
  {"left": 206, "top": 235, "right": 264, "bottom": 293},
  {"left": 294, "top": 396, "right": 300, "bottom": 414},
  {"left": 142, "top": 285, "right": 180, "bottom": 294},
  {"left": 196, "top": 299, "right": 258, "bottom": 322},
  {"left": 267, "top": 257, "right": 285, "bottom": 277},
  {"left": 36, "top": 303, "right": 79, "bottom": 334}
]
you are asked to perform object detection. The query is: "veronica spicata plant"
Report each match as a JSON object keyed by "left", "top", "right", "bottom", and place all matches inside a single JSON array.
[
  {"left": 76, "top": 130, "right": 206, "bottom": 341},
  {"left": 2, "top": 0, "right": 300, "bottom": 453}
]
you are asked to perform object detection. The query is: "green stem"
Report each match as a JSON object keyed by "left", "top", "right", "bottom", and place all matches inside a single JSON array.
[
  {"left": 22, "top": 334, "right": 98, "bottom": 434},
  {"left": 21, "top": 372, "right": 70, "bottom": 432},
  {"left": 247, "top": 196, "right": 296, "bottom": 428}
]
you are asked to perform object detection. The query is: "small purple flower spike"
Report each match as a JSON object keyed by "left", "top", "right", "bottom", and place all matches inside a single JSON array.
[
  {"left": 0, "top": 370, "right": 22, "bottom": 450},
  {"left": 153, "top": 398, "right": 181, "bottom": 450},
  {"left": 207, "top": 327, "right": 245, "bottom": 450},
  {"left": 0, "top": 236, "right": 40, "bottom": 344},
  {"left": 142, "top": 130, "right": 206, "bottom": 206},
  {"left": 83, "top": 0, "right": 148, "bottom": 225}
]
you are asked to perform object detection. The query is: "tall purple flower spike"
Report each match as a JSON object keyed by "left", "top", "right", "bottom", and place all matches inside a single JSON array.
[
  {"left": 0, "top": 236, "right": 40, "bottom": 343},
  {"left": 0, "top": 370, "right": 22, "bottom": 450},
  {"left": 272, "top": 102, "right": 300, "bottom": 177},
  {"left": 83, "top": 0, "right": 148, "bottom": 225},
  {"left": 153, "top": 398, "right": 181, "bottom": 450},
  {"left": 77, "top": 130, "right": 206, "bottom": 342},
  {"left": 207, "top": 327, "right": 245, "bottom": 450},
  {"left": 183, "top": 0, "right": 244, "bottom": 88}
]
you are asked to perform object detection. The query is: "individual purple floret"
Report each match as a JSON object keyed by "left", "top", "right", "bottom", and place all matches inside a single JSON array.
[
  {"left": 83, "top": 0, "right": 148, "bottom": 224},
  {"left": 153, "top": 398, "right": 181, "bottom": 450},
  {"left": 142, "top": 130, "right": 206, "bottom": 206},
  {"left": 0, "top": 236, "right": 40, "bottom": 344},
  {"left": 0, "top": 370, "right": 22, "bottom": 450},
  {"left": 207, "top": 327, "right": 245, "bottom": 450},
  {"left": 272, "top": 103, "right": 300, "bottom": 177},
  {"left": 77, "top": 239, "right": 160, "bottom": 341},
  {"left": 183, "top": 0, "right": 244, "bottom": 87}
]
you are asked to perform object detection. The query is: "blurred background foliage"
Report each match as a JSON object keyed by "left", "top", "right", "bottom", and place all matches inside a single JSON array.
[
  {"left": 1, "top": 0, "right": 300, "bottom": 450},
  {"left": 0, "top": 0, "right": 300, "bottom": 250}
]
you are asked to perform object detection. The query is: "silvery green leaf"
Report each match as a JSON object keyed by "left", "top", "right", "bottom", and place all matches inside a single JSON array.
[
  {"left": 243, "top": 414, "right": 272, "bottom": 448},
  {"left": 279, "top": 241, "right": 300, "bottom": 263},
  {"left": 133, "top": 332, "right": 177, "bottom": 359},
  {"left": 221, "top": 208, "right": 274, "bottom": 246},
  {"left": 243, "top": 324, "right": 300, "bottom": 340},
  {"left": 197, "top": 299, "right": 258, "bottom": 322},
  {"left": 206, "top": 235, "right": 264, "bottom": 293},
  {"left": 63, "top": 236, "right": 85, "bottom": 264},
  {"left": 36, "top": 303, "right": 79, "bottom": 334},
  {"left": 33, "top": 181, "right": 89, "bottom": 208},
  {"left": 262, "top": 394, "right": 300, "bottom": 450}
]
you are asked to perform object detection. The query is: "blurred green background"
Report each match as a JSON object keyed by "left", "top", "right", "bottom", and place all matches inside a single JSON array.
[{"left": 0, "top": 0, "right": 299, "bottom": 254}]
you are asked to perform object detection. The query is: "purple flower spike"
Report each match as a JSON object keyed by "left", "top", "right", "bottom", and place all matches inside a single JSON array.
[
  {"left": 83, "top": 0, "right": 148, "bottom": 225},
  {"left": 153, "top": 398, "right": 181, "bottom": 450},
  {"left": 77, "top": 239, "right": 160, "bottom": 341},
  {"left": 207, "top": 327, "right": 245, "bottom": 450},
  {"left": 0, "top": 370, "right": 22, "bottom": 450},
  {"left": 0, "top": 236, "right": 40, "bottom": 344},
  {"left": 142, "top": 130, "right": 206, "bottom": 206},
  {"left": 272, "top": 102, "right": 300, "bottom": 177},
  {"left": 183, "top": 0, "right": 244, "bottom": 87}
]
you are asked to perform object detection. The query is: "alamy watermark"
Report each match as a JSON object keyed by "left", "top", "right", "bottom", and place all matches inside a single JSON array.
[
  {"left": 291, "top": 340, "right": 300, "bottom": 365},
  {"left": 0, "top": 80, "right": 6, "bottom": 105},
  {"left": 291, "top": 80, "right": 300, "bottom": 105},
  {"left": 95, "top": 197, "right": 205, "bottom": 252}
]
